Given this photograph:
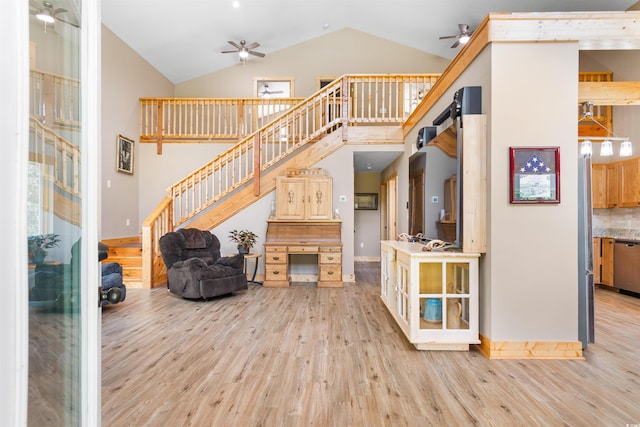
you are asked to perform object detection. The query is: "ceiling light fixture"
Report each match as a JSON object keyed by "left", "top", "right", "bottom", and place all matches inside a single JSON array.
[
  {"left": 232, "top": 1, "right": 240, "bottom": 8},
  {"left": 578, "top": 101, "right": 632, "bottom": 157},
  {"left": 459, "top": 35, "right": 470, "bottom": 44},
  {"left": 36, "top": 10, "right": 55, "bottom": 23}
]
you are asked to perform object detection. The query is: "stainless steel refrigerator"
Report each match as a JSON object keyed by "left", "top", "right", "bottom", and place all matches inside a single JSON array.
[{"left": 578, "top": 154, "right": 595, "bottom": 349}]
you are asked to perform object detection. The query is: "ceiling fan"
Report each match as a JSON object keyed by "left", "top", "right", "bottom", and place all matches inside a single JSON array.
[
  {"left": 30, "top": 1, "right": 79, "bottom": 29},
  {"left": 258, "top": 84, "right": 283, "bottom": 98},
  {"left": 221, "top": 40, "right": 266, "bottom": 63},
  {"left": 439, "top": 24, "right": 473, "bottom": 48}
]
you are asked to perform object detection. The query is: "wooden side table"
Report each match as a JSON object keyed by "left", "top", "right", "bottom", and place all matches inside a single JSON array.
[{"left": 243, "top": 253, "right": 262, "bottom": 285}]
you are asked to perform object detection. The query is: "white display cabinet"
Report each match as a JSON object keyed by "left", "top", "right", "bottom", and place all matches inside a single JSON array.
[{"left": 380, "top": 241, "right": 480, "bottom": 351}]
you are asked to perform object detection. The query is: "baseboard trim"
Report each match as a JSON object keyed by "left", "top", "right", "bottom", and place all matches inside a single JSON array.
[
  {"left": 354, "top": 256, "right": 381, "bottom": 262},
  {"left": 476, "top": 334, "right": 584, "bottom": 360}
]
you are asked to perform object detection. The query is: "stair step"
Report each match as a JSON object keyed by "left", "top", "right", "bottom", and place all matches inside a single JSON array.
[{"left": 101, "top": 238, "right": 144, "bottom": 289}]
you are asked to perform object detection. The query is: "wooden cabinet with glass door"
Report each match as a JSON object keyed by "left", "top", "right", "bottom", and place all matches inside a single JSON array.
[{"left": 380, "top": 241, "right": 480, "bottom": 351}]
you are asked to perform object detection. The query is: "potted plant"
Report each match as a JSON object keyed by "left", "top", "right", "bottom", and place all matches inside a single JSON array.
[
  {"left": 228, "top": 229, "right": 258, "bottom": 254},
  {"left": 27, "top": 233, "right": 61, "bottom": 264}
]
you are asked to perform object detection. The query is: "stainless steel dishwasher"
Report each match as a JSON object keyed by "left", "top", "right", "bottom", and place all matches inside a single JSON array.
[{"left": 614, "top": 240, "right": 640, "bottom": 294}]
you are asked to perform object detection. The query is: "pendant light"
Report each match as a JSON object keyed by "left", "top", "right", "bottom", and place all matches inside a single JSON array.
[{"left": 578, "top": 101, "right": 633, "bottom": 157}]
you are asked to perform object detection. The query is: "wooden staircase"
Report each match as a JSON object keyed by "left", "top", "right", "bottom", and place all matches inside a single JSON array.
[{"left": 101, "top": 237, "right": 145, "bottom": 289}]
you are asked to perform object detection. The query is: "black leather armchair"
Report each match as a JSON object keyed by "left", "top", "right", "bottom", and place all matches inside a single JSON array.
[{"left": 159, "top": 228, "right": 248, "bottom": 299}]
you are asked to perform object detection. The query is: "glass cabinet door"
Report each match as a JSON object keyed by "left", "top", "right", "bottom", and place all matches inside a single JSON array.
[{"left": 418, "top": 260, "right": 471, "bottom": 331}]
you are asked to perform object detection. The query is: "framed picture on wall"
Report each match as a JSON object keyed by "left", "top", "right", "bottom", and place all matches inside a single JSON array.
[
  {"left": 509, "top": 147, "right": 560, "bottom": 204},
  {"left": 116, "top": 134, "right": 134, "bottom": 175},
  {"left": 355, "top": 193, "right": 378, "bottom": 210}
]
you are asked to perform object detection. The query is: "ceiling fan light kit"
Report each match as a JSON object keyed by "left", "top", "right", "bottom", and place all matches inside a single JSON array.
[
  {"left": 439, "top": 23, "right": 474, "bottom": 48},
  {"left": 36, "top": 11, "right": 55, "bottom": 23},
  {"left": 31, "top": 1, "right": 79, "bottom": 29},
  {"left": 222, "top": 40, "right": 265, "bottom": 64}
]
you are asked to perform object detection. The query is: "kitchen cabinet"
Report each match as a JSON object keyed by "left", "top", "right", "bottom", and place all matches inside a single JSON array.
[
  {"left": 601, "top": 238, "right": 614, "bottom": 287},
  {"left": 380, "top": 241, "right": 480, "bottom": 351},
  {"left": 606, "top": 162, "right": 619, "bottom": 208},
  {"left": 596, "top": 158, "right": 640, "bottom": 209},
  {"left": 619, "top": 157, "right": 640, "bottom": 207},
  {"left": 593, "top": 237, "right": 602, "bottom": 284},
  {"left": 275, "top": 175, "right": 333, "bottom": 220},
  {"left": 591, "top": 164, "right": 607, "bottom": 209}
]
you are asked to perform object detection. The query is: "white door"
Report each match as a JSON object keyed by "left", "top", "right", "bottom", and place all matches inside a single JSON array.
[{"left": 1, "top": 1, "right": 102, "bottom": 424}]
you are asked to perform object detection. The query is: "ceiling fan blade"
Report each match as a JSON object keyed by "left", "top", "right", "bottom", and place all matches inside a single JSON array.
[
  {"left": 53, "top": 7, "right": 67, "bottom": 14},
  {"left": 227, "top": 41, "right": 242, "bottom": 49},
  {"left": 56, "top": 16, "right": 80, "bottom": 28},
  {"left": 450, "top": 40, "right": 460, "bottom": 49},
  {"left": 439, "top": 35, "right": 458, "bottom": 40},
  {"left": 245, "top": 42, "right": 260, "bottom": 50},
  {"left": 248, "top": 50, "right": 265, "bottom": 58},
  {"left": 221, "top": 50, "right": 239, "bottom": 54}
]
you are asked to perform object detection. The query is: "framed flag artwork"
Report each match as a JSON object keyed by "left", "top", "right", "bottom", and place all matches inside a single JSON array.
[{"left": 509, "top": 147, "right": 560, "bottom": 204}]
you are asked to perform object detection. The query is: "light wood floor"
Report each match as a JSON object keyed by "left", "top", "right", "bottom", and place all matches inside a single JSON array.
[{"left": 102, "top": 262, "right": 640, "bottom": 426}]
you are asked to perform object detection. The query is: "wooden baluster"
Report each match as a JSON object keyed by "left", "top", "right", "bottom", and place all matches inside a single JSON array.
[{"left": 157, "top": 102, "right": 163, "bottom": 154}]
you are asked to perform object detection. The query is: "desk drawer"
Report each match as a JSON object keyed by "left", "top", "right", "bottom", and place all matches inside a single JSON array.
[
  {"left": 319, "top": 264, "right": 341, "bottom": 281},
  {"left": 265, "top": 252, "right": 287, "bottom": 264},
  {"left": 288, "top": 246, "right": 318, "bottom": 254},
  {"left": 320, "top": 252, "right": 341, "bottom": 264},
  {"left": 266, "top": 264, "right": 287, "bottom": 280}
]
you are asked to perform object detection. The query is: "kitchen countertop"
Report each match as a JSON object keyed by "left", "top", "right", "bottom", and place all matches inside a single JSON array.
[{"left": 593, "top": 228, "right": 640, "bottom": 241}]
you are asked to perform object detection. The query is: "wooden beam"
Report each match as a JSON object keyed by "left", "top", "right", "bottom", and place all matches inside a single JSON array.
[
  {"left": 579, "top": 81, "right": 640, "bottom": 105},
  {"left": 487, "top": 11, "right": 640, "bottom": 50}
]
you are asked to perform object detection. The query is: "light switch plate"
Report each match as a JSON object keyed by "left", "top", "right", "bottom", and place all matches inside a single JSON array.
[
  {"left": 339, "top": 195, "right": 347, "bottom": 203},
  {"left": 432, "top": 196, "right": 439, "bottom": 203}
]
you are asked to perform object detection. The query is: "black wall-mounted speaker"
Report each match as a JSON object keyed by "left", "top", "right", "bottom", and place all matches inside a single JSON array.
[{"left": 416, "top": 126, "right": 437, "bottom": 150}]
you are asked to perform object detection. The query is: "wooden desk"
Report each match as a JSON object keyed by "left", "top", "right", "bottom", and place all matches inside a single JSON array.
[{"left": 263, "top": 220, "right": 342, "bottom": 288}]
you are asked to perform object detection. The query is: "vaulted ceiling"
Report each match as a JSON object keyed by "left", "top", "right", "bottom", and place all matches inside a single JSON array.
[{"left": 100, "top": 0, "right": 638, "bottom": 84}]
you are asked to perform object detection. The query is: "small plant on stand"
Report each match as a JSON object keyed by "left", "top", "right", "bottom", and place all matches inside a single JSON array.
[
  {"left": 28, "top": 233, "right": 61, "bottom": 264},
  {"left": 228, "top": 229, "right": 258, "bottom": 254}
]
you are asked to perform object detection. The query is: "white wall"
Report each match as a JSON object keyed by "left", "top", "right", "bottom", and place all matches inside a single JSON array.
[
  {"left": 176, "top": 28, "right": 450, "bottom": 98},
  {"left": 101, "top": 26, "right": 174, "bottom": 238},
  {"left": 355, "top": 172, "right": 382, "bottom": 260},
  {"left": 489, "top": 42, "right": 579, "bottom": 342}
]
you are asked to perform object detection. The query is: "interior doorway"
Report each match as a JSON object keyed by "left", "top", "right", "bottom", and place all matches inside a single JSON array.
[{"left": 385, "top": 175, "right": 398, "bottom": 240}]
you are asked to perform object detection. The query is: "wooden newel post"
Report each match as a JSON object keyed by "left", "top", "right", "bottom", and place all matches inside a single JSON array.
[{"left": 253, "top": 133, "right": 261, "bottom": 196}]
